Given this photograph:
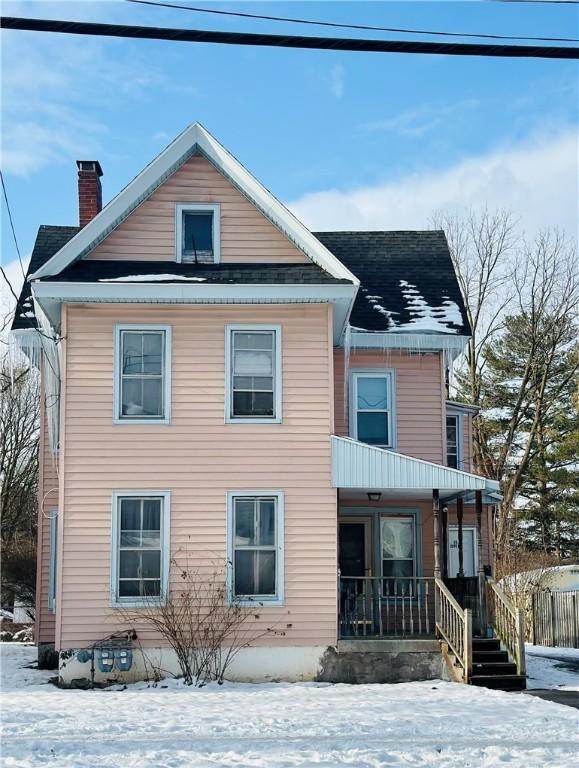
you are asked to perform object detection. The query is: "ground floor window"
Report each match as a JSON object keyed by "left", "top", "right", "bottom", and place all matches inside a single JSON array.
[
  {"left": 227, "top": 491, "right": 284, "bottom": 605},
  {"left": 111, "top": 491, "right": 170, "bottom": 606},
  {"left": 381, "top": 516, "right": 415, "bottom": 578}
]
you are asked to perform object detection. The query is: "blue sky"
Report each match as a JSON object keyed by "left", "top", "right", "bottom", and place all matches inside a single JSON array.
[{"left": 1, "top": 0, "right": 578, "bottom": 299}]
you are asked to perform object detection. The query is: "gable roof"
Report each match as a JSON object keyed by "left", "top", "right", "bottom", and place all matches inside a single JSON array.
[
  {"left": 315, "top": 231, "right": 470, "bottom": 336},
  {"left": 11, "top": 225, "right": 79, "bottom": 330},
  {"left": 30, "top": 123, "right": 358, "bottom": 285},
  {"left": 37, "top": 259, "right": 349, "bottom": 286}
]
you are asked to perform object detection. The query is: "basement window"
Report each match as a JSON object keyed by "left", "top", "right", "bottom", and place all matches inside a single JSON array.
[{"left": 175, "top": 203, "right": 220, "bottom": 263}]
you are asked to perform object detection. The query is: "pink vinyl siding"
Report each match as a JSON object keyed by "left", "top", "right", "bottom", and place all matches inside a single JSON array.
[
  {"left": 36, "top": 375, "right": 58, "bottom": 644},
  {"left": 86, "top": 155, "right": 308, "bottom": 263},
  {"left": 334, "top": 349, "right": 445, "bottom": 464},
  {"left": 463, "top": 414, "right": 474, "bottom": 473},
  {"left": 56, "top": 303, "right": 336, "bottom": 650}
]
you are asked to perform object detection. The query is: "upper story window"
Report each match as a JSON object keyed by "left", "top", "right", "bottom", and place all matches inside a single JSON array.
[
  {"left": 446, "top": 414, "right": 461, "bottom": 469},
  {"left": 227, "top": 492, "right": 284, "bottom": 605},
  {"left": 114, "top": 325, "right": 171, "bottom": 424},
  {"left": 111, "top": 491, "right": 170, "bottom": 606},
  {"left": 175, "top": 203, "right": 220, "bottom": 263},
  {"left": 225, "top": 325, "right": 282, "bottom": 423},
  {"left": 350, "top": 370, "right": 395, "bottom": 448}
]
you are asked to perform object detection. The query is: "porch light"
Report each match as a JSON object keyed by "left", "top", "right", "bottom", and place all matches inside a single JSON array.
[{"left": 367, "top": 492, "right": 382, "bottom": 502}]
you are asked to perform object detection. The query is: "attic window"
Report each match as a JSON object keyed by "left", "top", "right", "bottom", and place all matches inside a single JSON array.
[{"left": 176, "top": 203, "right": 220, "bottom": 263}]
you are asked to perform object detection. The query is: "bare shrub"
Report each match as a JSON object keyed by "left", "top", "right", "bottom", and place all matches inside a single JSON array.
[{"left": 120, "top": 558, "right": 286, "bottom": 686}]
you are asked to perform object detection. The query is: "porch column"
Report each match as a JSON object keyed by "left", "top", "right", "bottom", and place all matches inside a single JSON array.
[
  {"left": 457, "top": 497, "right": 465, "bottom": 578},
  {"left": 433, "top": 489, "right": 441, "bottom": 579},
  {"left": 475, "top": 490, "right": 486, "bottom": 631},
  {"left": 475, "top": 491, "right": 484, "bottom": 577},
  {"left": 441, "top": 504, "right": 448, "bottom": 579}
]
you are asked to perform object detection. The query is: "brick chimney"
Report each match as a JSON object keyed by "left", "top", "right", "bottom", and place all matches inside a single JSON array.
[{"left": 76, "top": 160, "right": 103, "bottom": 227}]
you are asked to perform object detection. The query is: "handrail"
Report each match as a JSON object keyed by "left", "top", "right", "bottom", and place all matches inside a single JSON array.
[
  {"left": 435, "top": 577, "right": 472, "bottom": 683},
  {"left": 487, "top": 579, "right": 526, "bottom": 676}
]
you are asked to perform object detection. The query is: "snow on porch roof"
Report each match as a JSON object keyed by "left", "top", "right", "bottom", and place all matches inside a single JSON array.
[{"left": 332, "top": 436, "right": 499, "bottom": 495}]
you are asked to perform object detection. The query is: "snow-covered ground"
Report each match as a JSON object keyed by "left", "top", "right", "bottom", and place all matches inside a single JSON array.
[
  {"left": 526, "top": 643, "right": 579, "bottom": 690},
  {"left": 1, "top": 643, "right": 579, "bottom": 768}
]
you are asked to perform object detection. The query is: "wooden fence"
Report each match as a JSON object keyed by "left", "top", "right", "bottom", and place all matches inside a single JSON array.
[{"left": 529, "top": 590, "right": 579, "bottom": 648}]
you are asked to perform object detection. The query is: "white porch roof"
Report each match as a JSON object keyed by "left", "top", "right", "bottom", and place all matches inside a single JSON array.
[{"left": 332, "top": 436, "right": 500, "bottom": 499}]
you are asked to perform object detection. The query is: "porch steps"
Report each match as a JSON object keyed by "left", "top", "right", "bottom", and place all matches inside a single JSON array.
[{"left": 470, "top": 638, "right": 526, "bottom": 691}]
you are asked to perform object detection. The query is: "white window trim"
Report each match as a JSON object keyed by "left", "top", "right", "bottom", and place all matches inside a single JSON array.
[
  {"left": 446, "top": 410, "right": 463, "bottom": 470},
  {"left": 110, "top": 490, "right": 171, "bottom": 608},
  {"left": 349, "top": 369, "right": 396, "bottom": 449},
  {"left": 47, "top": 510, "right": 58, "bottom": 613},
  {"left": 226, "top": 490, "right": 285, "bottom": 607},
  {"left": 175, "top": 202, "right": 221, "bottom": 263},
  {"left": 113, "top": 324, "right": 172, "bottom": 425},
  {"left": 225, "top": 324, "right": 282, "bottom": 424}
]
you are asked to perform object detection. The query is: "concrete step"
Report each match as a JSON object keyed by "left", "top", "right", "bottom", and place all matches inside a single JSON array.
[
  {"left": 472, "top": 661, "right": 518, "bottom": 676},
  {"left": 471, "top": 674, "right": 527, "bottom": 691},
  {"left": 472, "top": 638, "right": 501, "bottom": 652},
  {"left": 473, "top": 650, "right": 509, "bottom": 664}
]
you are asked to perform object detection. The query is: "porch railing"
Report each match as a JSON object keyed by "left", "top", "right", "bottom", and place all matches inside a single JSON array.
[
  {"left": 339, "top": 576, "right": 435, "bottom": 638},
  {"left": 487, "top": 579, "right": 526, "bottom": 676},
  {"left": 435, "top": 577, "right": 472, "bottom": 682}
]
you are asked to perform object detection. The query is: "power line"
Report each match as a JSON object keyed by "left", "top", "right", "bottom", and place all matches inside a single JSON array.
[
  {"left": 125, "top": 0, "right": 579, "bottom": 43},
  {"left": 0, "top": 169, "right": 25, "bottom": 280},
  {"left": 1, "top": 16, "right": 577, "bottom": 59},
  {"left": 491, "top": 1, "right": 578, "bottom": 5}
]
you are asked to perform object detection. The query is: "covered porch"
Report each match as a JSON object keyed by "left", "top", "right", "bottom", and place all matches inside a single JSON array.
[{"left": 332, "top": 436, "right": 500, "bottom": 641}]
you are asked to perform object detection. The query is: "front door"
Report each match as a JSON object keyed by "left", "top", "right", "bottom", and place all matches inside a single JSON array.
[
  {"left": 339, "top": 522, "right": 368, "bottom": 577},
  {"left": 448, "top": 526, "right": 477, "bottom": 578}
]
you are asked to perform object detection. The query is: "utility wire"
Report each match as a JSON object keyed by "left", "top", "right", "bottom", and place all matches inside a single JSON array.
[
  {"left": 0, "top": 169, "right": 25, "bottom": 279},
  {"left": 1, "top": 16, "right": 577, "bottom": 58},
  {"left": 125, "top": 0, "right": 579, "bottom": 44}
]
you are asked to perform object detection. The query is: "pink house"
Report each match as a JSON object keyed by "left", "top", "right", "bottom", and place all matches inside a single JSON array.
[{"left": 12, "top": 124, "right": 525, "bottom": 689}]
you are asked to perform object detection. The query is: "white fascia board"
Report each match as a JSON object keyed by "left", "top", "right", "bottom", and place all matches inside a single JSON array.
[
  {"left": 446, "top": 400, "right": 480, "bottom": 415},
  {"left": 31, "top": 281, "right": 356, "bottom": 343},
  {"left": 30, "top": 122, "right": 359, "bottom": 286},
  {"left": 331, "top": 435, "right": 500, "bottom": 493},
  {"left": 347, "top": 329, "right": 469, "bottom": 355}
]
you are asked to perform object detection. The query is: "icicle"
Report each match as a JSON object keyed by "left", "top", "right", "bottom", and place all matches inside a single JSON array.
[{"left": 343, "top": 324, "right": 352, "bottom": 431}]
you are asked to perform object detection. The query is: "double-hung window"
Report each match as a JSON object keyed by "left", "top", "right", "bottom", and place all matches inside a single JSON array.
[
  {"left": 226, "top": 326, "right": 281, "bottom": 423},
  {"left": 114, "top": 325, "right": 171, "bottom": 424},
  {"left": 350, "top": 371, "right": 395, "bottom": 447},
  {"left": 446, "top": 414, "right": 461, "bottom": 469},
  {"left": 175, "top": 203, "right": 220, "bottom": 263},
  {"left": 111, "top": 492, "right": 170, "bottom": 605},
  {"left": 381, "top": 516, "right": 415, "bottom": 578},
  {"left": 227, "top": 492, "right": 284, "bottom": 605}
]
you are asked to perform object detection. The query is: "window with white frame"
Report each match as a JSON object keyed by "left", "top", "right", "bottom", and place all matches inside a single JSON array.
[
  {"left": 381, "top": 516, "right": 415, "bottom": 578},
  {"left": 175, "top": 203, "right": 220, "bottom": 263},
  {"left": 114, "top": 326, "right": 171, "bottom": 423},
  {"left": 111, "top": 492, "right": 169, "bottom": 604},
  {"left": 226, "top": 326, "right": 281, "bottom": 422},
  {"left": 228, "top": 493, "right": 284, "bottom": 603},
  {"left": 446, "top": 414, "right": 461, "bottom": 469},
  {"left": 350, "top": 371, "right": 394, "bottom": 447}
]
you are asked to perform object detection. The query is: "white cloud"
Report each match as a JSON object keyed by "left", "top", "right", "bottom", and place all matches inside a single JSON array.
[
  {"left": 360, "top": 99, "right": 479, "bottom": 138},
  {"left": 287, "top": 129, "right": 579, "bottom": 238},
  {"left": 1, "top": 256, "right": 29, "bottom": 335},
  {"left": 330, "top": 64, "right": 344, "bottom": 99}
]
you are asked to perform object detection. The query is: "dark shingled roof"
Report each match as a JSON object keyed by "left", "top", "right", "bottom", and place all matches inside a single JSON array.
[
  {"left": 314, "top": 230, "right": 470, "bottom": 335},
  {"left": 12, "top": 226, "right": 470, "bottom": 337},
  {"left": 11, "top": 225, "right": 79, "bottom": 330},
  {"left": 38, "top": 259, "right": 349, "bottom": 285}
]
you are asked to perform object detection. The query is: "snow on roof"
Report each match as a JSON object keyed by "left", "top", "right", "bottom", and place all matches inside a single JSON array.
[{"left": 98, "top": 274, "right": 207, "bottom": 282}]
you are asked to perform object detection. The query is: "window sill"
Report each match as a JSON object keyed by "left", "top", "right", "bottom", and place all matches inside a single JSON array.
[
  {"left": 225, "top": 417, "right": 282, "bottom": 425},
  {"left": 110, "top": 598, "right": 166, "bottom": 609},
  {"left": 233, "top": 597, "right": 284, "bottom": 608},
  {"left": 113, "top": 417, "right": 171, "bottom": 426}
]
